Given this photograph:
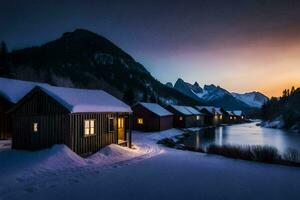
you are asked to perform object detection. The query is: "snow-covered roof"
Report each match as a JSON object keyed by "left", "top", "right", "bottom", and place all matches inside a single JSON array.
[
  {"left": 214, "top": 107, "right": 223, "bottom": 115},
  {"left": 40, "top": 85, "right": 132, "bottom": 113},
  {"left": 169, "top": 105, "right": 202, "bottom": 116},
  {"left": 0, "top": 78, "right": 49, "bottom": 103},
  {"left": 233, "top": 110, "right": 243, "bottom": 116},
  {"left": 185, "top": 106, "right": 201, "bottom": 115},
  {"left": 196, "top": 106, "right": 215, "bottom": 114},
  {"left": 226, "top": 111, "right": 235, "bottom": 116},
  {"left": 138, "top": 102, "right": 173, "bottom": 117}
]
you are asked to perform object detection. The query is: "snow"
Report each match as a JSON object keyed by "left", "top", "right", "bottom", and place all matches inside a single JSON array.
[
  {"left": 0, "top": 78, "right": 49, "bottom": 103},
  {"left": 232, "top": 92, "right": 268, "bottom": 108},
  {"left": 138, "top": 102, "right": 173, "bottom": 116},
  {"left": 196, "top": 106, "right": 216, "bottom": 114},
  {"left": 1, "top": 129, "right": 300, "bottom": 200},
  {"left": 40, "top": 85, "right": 132, "bottom": 113},
  {"left": 184, "top": 106, "right": 201, "bottom": 115},
  {"left": 233, "top": 110, "right": 243, "bottom": 116},
  {"left": 260, "top": 116, "right": 285, "bottom": 129},
  {"left": 169, "top": 105, "right": 194, "bottom": 115},
  {"left": 0, "top": 78, "right": 131, "bottom": 113}
]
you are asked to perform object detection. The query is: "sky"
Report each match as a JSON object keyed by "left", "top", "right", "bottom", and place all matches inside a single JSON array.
[{"left": 0, "top": 0, "right": 300, "bottom": 97}]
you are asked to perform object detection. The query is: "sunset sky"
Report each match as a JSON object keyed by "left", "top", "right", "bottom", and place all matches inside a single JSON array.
[{"left": 1, "top": 0, "right": 300, "bottom": 97}]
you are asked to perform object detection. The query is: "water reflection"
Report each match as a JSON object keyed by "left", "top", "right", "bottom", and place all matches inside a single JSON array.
[{"left": 183, "top": 122, "right": 300, "bottom": 154}]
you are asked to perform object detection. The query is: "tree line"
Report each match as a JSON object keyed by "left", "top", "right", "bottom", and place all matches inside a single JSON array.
[{"left": 261, "top": 86, "right": 300, "bottom": 129}]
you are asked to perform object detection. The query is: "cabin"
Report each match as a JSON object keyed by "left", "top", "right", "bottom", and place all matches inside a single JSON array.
[
  {"left": 165, "top": 105, "right": 204, "bottom": 128},
  {"left": 0, "top": 78, "right": 49, "bottom": 139},
  {"left": 132, "top": 102, "right": 173, "bottom": 132},
  {"left": 195, "top": 106, "right": 221, "bottom": 125},
  {"left": 227, "top": 111, "right": 237, "bottom": 122},
  {"left": 233, "top": 110, "right": 244, "bottom": 122},
  {"left": 10, "top": 85, "right": 132, "bottom": 156}
]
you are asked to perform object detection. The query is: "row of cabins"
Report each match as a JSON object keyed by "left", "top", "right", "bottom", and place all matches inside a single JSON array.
[
  {"left": 132, "top": 103, "right": 244, "bottom": 132},
  {"left": 0, "top": 78, "right": 244, "bottom": 156}
]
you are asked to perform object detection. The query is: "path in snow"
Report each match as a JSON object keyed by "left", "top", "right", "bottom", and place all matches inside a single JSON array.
[{"left": 1, "top": 128, "right": 300, "bottom": 200}]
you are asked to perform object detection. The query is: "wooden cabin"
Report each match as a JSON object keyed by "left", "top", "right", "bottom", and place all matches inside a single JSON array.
[
  {"left": 195, "top": 106, "right": 221, "bottom": 125},
  {"left": 227, "top": 111, "right": 237, "bottom": 123},
  {"left": 233, "top": 110, "right": 244, "bottom": 122},
  {"left": 132, "top": 102, "right": 173, "bottom": 132},
  {"left": 165, "top": 105, "right": 204, "bottom": 128},
  {"left": 0, "top": 96, "right": 13, "bottom": 139},
  {"left": 0, "top": 78, "right": 49, "bottom": 139},
  {"left": 10, "top": 85, "right": 132, "bottom": 156}
]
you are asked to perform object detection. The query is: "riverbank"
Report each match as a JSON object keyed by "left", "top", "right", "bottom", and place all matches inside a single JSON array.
[
  {"left": 158, "top": 123, "right": 300, "bottom": 167},
  {"left": 1, "top": 129, "right": 300, "bottom": 200},
  {"left": 258, "top": 116, "right": 300, "bottom": 133}
]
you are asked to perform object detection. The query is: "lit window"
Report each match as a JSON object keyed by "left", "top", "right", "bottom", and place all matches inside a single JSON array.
[
  {"left": 230, "top": 116, "right": 233, "bottom": 120},
  {"left": 196, "top": 116, "right": 200, "bottom": 120},
  {"left": 220, "top": 115, "right": 223, "bottom": 120},
  {"left": 108, "top": 117, "right": 115, "bottom": 132},
  {"left": 33, "top": 123, "right": 38, "bottom": 132},
  {"left": 137, "top": 118, "right": 143, "bottom": 124},
  {"left": 84, "top": 120, "right": 95, "bottom": 136},
  {"left": 179, "top": 116, "right": 183, "bottom": 121},
  {"left": 242, "top": 116, "right": 244, "bottom": 119}
]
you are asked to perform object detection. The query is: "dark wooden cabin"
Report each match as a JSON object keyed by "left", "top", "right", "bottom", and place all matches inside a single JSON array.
[
  {"left": 0, "top": 78, "right": 49, "bottom": 139},
  {"left": 165, "top": 105, "right": 204, "bottom": 128},
  {"left": 10, "top": 85, "right": 132, "bottom": 156},
  {"left": 233, "top": 110, "right": 244, "bottom": 122},
  {"left": 132, "top": 102, "right": 173, "bottom": 132},
  {"left": 0, "top": 96, "right": 13, "bottom": 139},
  {"left": 195, "top": 106, "right": 220, "bottom": 125}
]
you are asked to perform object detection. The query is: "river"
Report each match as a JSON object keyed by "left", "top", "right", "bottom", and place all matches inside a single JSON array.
[{"left": 183, "top": 122, "right": 300, "bottom": 154}]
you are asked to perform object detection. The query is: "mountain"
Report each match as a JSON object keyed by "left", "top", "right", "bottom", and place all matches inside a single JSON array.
[
  {"left": 231, "top": 92, "right": 268, "bottom": 108},
  {"left": 0, "top": 29, "right": 199, "bottom": 106},
  {"left": 173, "top": 78, "right": 263, "bottom": 111}
]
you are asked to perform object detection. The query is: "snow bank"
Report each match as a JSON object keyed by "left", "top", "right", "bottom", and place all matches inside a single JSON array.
[
  {"left": 0, "top": 145, "right": 86, "bottom": 175},
  {"left": 145, "top": 128, "right": 184, "bottom": 141},
  {"left": 260, "top": 116, "right": 285, "bottom": 129},
  {"left": 0, "top": 140, "right": 11, "bottom": 151},
  {"left": 87, "top": 144, "right": 143, "bottom": 165}
]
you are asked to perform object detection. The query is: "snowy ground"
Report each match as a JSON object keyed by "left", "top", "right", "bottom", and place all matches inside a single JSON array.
[{"left": 1, "top": 129, "right": 300, "bottom": 200}]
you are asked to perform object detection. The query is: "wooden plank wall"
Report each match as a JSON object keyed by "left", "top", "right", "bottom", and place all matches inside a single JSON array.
[{"left": 70, "top": 113, "right": 119, "bottom": 156}]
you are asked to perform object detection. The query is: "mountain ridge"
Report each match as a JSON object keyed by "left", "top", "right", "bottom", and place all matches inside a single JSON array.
[
  {"left": 171, "top": 78, "right": 268, "bottom": 110},
  {"left": 0, "top": 29, "right": 200, "bottom": 106}
]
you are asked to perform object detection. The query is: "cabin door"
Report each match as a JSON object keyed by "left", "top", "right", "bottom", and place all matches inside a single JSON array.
[{"left": 118, "top": 117, "right": 125, "bottom": 143}]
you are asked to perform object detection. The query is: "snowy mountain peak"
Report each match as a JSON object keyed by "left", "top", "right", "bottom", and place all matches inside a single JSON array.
[
  {"left": 231, "top": 92, "right": 268, "bottom": 108},
  {"left": 173, "top": 78, "right": 267, "bottom": 110}
]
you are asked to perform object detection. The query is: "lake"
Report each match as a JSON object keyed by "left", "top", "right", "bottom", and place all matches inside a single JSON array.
[{"left": 183, "top": 122, "right": 300, "bottom": 154}]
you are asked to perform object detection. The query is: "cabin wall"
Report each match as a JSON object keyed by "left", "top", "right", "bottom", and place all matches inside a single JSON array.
[
  {"left": 0, "top": 96, "right": 13, "bottom": 139},
  {"left": 12, "top": 114, "right": 70, "bottom": 150},
  {"left": 132, "top": 105, "right": 161, "bottom": 131},
  {"left": 132, "top": 104, "right": 173, "bottom": 132},
  {"left": 159, "top": 115, "right": 173, "bottom": 131},
  {"left": 11, "top": 90, "right": 71, "bottom": 150},
  {"left": 70, "top": 113, "right": 131, "bottom": 156}
]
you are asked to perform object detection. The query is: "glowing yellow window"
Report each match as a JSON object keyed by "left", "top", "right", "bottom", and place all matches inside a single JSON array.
[
  {"left": 84, "top": 120, "right": 95, "bottom": 136},
  {"left": 179, "top": 116, "right": 183, "bottom": 121},
  {"left": 220, "top": 115, "right": 223, "bottom": 120},
  {"left": 33, "top": 123, "right": 38, "bottom": 132},
  {"left": 196, "top": 116, "right": 200, "bottom": 120},
  {"left": 230, "top": 116, "right": 233, "bottom": 120},
  {"left": 137, "top": 118, "right": 143, "bottom": 124}
]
